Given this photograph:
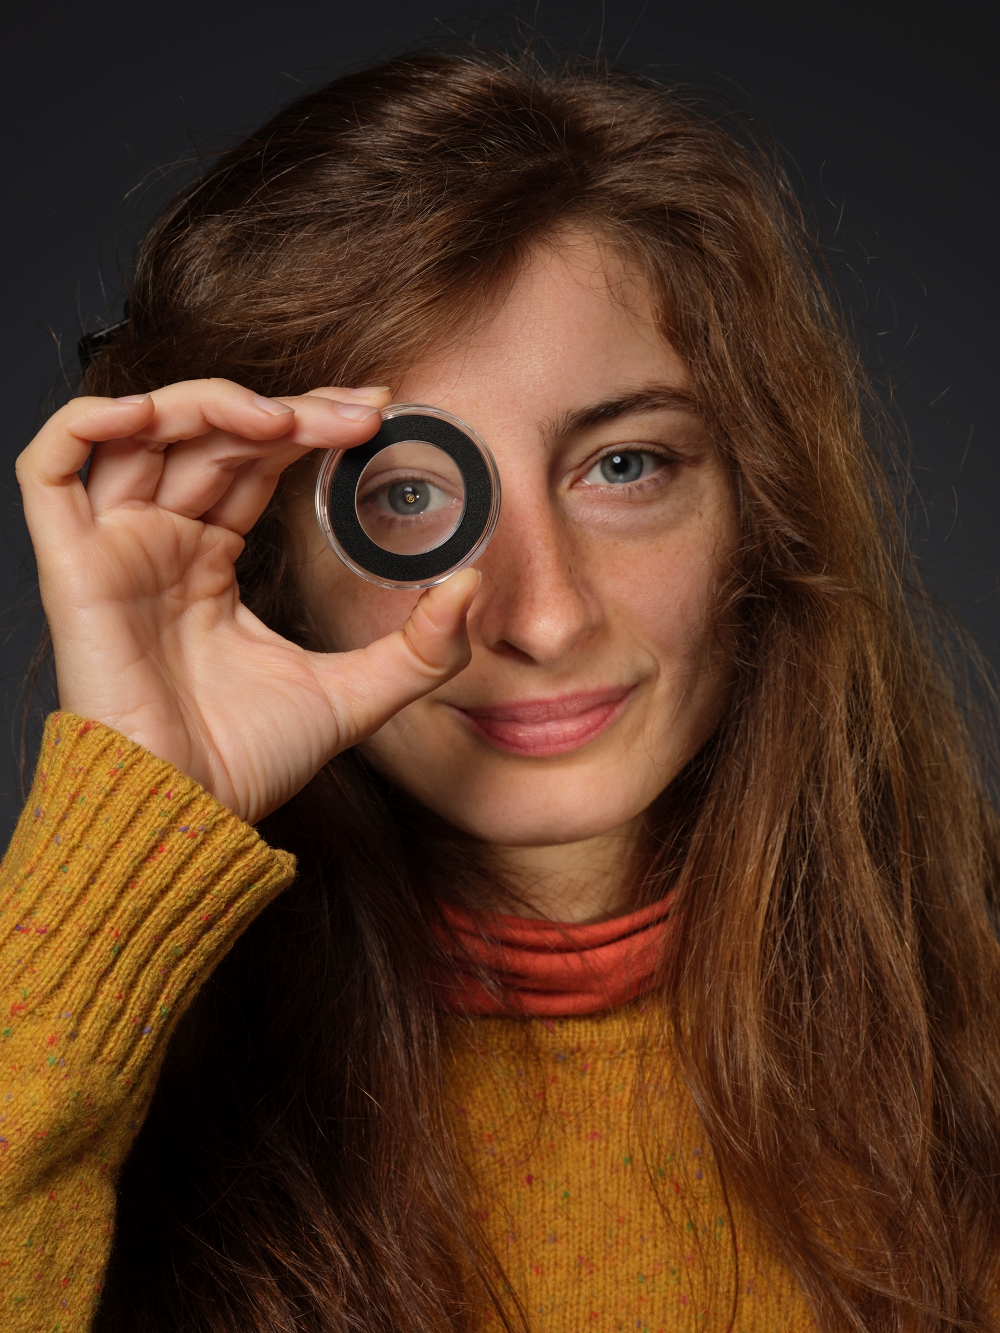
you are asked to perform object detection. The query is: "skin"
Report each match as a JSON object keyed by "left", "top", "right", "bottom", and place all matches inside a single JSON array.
[
  {"left": 18, "top": 232, "right": 737, "bottom": 925},
  {"left": 293, "top": 235, "right": 738, "bottom": 921},
  {"left": 17, "top": 382, "right": 476, "bottom": 826}
]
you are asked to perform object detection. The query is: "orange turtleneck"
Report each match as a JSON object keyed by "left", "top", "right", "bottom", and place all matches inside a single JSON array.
[{"left": 434, "top": 894, "right": 676, "bottom": 1016}]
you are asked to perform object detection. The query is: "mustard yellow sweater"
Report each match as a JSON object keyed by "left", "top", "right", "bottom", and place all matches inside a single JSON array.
[{"left": 0, "top": 714, "right": 816, "bottom": 1332}]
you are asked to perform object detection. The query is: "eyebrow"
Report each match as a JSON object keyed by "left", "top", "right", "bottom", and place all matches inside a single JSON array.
[{"left": 544, "top": 385, "right": 700, "bottom": 444}]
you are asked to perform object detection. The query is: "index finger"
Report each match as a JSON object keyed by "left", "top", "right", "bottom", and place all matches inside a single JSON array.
[
  {"left": 125, "top": 379, "right": 391, "bottom": 450},
  {"left": 16, "top": 396, "right": 168, "bottom": 540},
  {"left": 17, "top": 384, "right": 297, "bottom": 488},
  {"left": 89, "top": 387, "right": 383, "bottom": 518},
  {"left": 17, "top": 381, "right": 385, "bottom": 536}
]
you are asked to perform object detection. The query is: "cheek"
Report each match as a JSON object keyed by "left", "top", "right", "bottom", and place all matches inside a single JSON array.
[
  {"left": 611, "top": 528, "right": 736, "bottom": 766},
  {"left": 594, "top": 506, "right": 735, "bottom": 674},
  {"left": 302, "top": 551, "right": 421, "bottom": 652},
  {"left": 634, "top": 547, "right": 720, "bottom": 664}
]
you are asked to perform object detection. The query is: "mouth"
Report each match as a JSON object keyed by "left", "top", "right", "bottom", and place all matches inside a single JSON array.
[{"left": 447, "top": 686, "right": 634, "bottom": 756}]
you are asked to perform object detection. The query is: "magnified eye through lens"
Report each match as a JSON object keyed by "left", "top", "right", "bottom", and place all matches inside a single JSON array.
[
  {"left": 355, "top": 441, "right": 466, "bottom": 556},
  {"left": 315, "top": 402, "right": 500, "bottom": 590}
]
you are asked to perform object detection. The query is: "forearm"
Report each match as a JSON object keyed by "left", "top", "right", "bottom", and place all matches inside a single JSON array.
[{"left": 0, "top": 713, "right": 295, "bottom": 1330}]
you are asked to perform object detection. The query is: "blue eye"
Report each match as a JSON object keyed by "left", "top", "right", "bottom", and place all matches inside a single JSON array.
[
  {"left": 582, "top": 451, "right": 665, "bottom": 487},
  {"left": 360, "top": 475, "right": 457, "bottom": 519},
  {"left": 385, "top": 480, "right": 432, "bottom": 514},
  {"left": 600, "top": 452, "right": 644, "bottom": 483}
]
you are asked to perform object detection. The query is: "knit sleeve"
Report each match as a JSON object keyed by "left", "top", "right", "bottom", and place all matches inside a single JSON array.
[{"left": 0, "top": 712, "right": 296, "bottom": 1332}]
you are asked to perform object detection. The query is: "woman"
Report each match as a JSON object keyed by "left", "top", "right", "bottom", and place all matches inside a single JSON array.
[{"left": 3, "top": 47, "right": 1000, "bottom": 1333}]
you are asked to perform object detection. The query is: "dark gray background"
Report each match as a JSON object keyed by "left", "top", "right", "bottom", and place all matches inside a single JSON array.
[{"left": 2, "top": 0, "right": 996, "bottom": 839}]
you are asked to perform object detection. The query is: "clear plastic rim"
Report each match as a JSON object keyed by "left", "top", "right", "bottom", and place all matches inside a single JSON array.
[{"left": 314, "top": 402, "right": 501, "bottom": 590}]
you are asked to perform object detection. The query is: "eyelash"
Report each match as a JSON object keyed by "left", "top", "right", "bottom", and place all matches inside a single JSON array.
[
  {"left": 356, "top": 471, "right": 460, "bottom": 505},
  {"left": 577, "top": 447, "right": 677, "bottom": 495}
]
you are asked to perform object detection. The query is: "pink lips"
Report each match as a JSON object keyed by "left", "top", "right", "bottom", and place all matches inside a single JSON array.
[{"left": 449, "top": 687, "right": 632, "bottom": 756}]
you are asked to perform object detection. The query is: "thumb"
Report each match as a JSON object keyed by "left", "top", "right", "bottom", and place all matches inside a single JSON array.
[{"left": 312, "top": 568, "right": 481, "bottom": 747}]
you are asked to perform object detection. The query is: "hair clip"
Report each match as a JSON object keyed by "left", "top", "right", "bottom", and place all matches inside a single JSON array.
[{"left": 78, "top": 300, "right": 130, "bottom": 372}]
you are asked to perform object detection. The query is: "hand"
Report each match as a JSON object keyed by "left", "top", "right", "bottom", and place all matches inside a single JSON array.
[{"left": 16, "top": 379, "right": 480, "bottom": 823}]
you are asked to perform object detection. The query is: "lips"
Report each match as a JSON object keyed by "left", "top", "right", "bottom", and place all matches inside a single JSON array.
[{"left": 448, "top": 687, "right": 632, "bottom": 756}]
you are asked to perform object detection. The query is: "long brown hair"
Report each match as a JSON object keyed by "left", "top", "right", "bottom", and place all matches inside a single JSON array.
[{"left": 79, "top": 47, "right": 1000, "bottom": 1333}]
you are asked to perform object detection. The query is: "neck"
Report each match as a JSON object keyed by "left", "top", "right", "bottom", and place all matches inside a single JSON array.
[{"left": 487, "top": 815, "right": 647, "bottom": 924}]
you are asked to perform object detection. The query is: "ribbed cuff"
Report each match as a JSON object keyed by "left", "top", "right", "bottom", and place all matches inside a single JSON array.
[{"left": 0, "top": 712, "right": 296, "bottom": 1154}]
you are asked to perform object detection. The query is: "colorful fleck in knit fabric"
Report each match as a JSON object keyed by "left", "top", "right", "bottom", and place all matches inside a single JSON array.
[
  {"left": 0, "top": 714, "right": 295, "bottom": 1330},
  {"left": 0, "top": 713, "right": 818, "bottom": 1332},
  {"left": 444, "top": 1013, "right": 816, "bottom": 1332}
]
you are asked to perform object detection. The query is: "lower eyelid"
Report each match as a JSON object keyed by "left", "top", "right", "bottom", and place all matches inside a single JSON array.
[{"left": 608, "top": 475, "right": 667, "bottom": 495}]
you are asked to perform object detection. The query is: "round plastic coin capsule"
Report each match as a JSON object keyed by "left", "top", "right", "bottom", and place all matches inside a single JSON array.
[{"left": 314, "top": 403, "right": 501, "bottom": 590}]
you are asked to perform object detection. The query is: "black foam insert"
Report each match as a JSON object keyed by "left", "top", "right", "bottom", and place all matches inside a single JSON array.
[{"left": 326, "top": 414, "right": 494, "bottom": 582}]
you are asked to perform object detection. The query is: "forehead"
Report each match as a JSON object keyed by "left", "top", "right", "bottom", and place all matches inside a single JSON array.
[{"left": 395, "top": 232, "right": 691, "bottom": 422}]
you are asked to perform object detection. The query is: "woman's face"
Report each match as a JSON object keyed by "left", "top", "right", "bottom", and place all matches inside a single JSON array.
[{"left": 294, "top": 235, "right": 738, "bottom": 853}]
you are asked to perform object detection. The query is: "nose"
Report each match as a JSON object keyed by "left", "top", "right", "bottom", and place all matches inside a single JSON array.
[{"left": 470, "top": 484, "right": 601, "bottom": 665}]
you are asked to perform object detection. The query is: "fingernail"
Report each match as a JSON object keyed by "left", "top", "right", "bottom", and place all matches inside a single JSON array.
[
  {"left": 345, "top": 385, "right": 390, "bottom": 397},
  {"left": 335, "top": 401, "right": 381, "bottom": 421},
  {"left": 252, "top": 393, "right": 294, "bottom": 415},
  {"left": 115, "top": 394, "right": 149, "bottom": 403}
]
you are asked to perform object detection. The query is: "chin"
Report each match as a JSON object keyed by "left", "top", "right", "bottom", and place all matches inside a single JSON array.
[
  {"left": 367, "top": 745, "right": 661, "bottom": 848},
  {"left": 446, "top": 799, "right": 643, "bottom": 847}
]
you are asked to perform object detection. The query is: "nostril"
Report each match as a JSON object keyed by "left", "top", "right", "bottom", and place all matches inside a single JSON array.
[{"left": 492, "top": 640, "right": 536, "bottom": 664}]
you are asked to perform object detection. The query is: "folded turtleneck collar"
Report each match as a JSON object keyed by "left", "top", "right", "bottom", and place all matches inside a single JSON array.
[{"left": 433, "top": 892, "right": 676, "bottom": 1017}]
